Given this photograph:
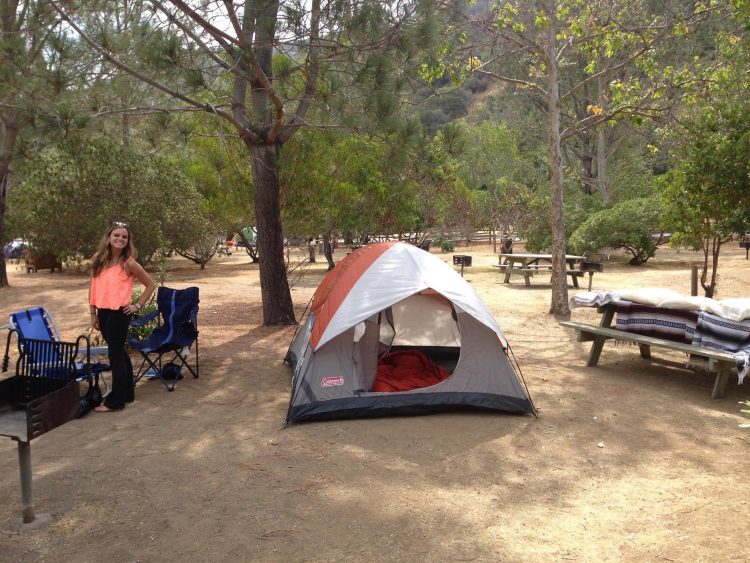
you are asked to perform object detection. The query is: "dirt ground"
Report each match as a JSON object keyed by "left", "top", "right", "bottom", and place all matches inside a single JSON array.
[{"left": 0, "top": 242, "right": 749, "bottom": 562}]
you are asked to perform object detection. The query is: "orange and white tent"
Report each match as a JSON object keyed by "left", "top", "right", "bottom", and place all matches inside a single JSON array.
[{"left": 285, "top": 242, "right": 536, "bottom": 423}]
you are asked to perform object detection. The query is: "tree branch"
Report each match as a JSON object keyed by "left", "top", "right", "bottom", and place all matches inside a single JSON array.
[
  {"left": 279, "top": 0, "right": 321, "bottom": 143},
  {"left": 222, "top": 0, "right": 243, "bottom": 38},
  {"left": 165, "top": 0, "right": 238, "bottom": 48},
  {"left": 48, "top": 0, "right": 259, "bottom": 142},
  {"left": 151, "top": 0, "right": 235, "bottom": 72},
  {"left": 476, "top": 68, "right": 547, "bottom": 96},
  {"left": 558, "top": 43, "right": 652, "bottom": 106}
]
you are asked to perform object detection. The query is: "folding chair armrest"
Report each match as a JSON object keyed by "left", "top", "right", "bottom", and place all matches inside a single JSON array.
[{"left": 131, "top": 310, "right": 160, "bottom": 328}]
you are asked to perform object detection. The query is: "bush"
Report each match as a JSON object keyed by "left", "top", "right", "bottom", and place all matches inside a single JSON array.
[
  {"left": 7, "top": 138, "right": 211, "bottom": 262},
  {"left": 434, "top": 234, "right": 454, "bottom": 252},
  {"left": 568, "top": 197, "right": 663, "bottom": 265},
  {"left": 128, "top": 288, "right": 159, "bottom": 343}
]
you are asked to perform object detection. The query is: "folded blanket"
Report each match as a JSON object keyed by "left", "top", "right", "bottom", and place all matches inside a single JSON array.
[
  {"left": 372, "top": 350, "right": 450, "bottom": 392},
  {"left": 571, "top": 289, "right": 750, "bottom": 322},
  {"left": 717, "top": 298, "right": 750, "bottom": 322},
  {"left": 569, "top": 291, "right": 619, "bottom": 309},
  {"left": 615, "top": 301, "right": 697, "bottom": 344},
  {"left": 692, "top": 312, "right": 750, "bottom": 384}
]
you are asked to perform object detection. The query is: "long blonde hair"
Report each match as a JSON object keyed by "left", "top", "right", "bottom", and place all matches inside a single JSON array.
[{"left": 91, "top": 222, "right": 139, "bottom": 276}]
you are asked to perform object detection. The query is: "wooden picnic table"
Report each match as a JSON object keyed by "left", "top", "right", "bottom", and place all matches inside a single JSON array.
[
  {"left": 560, "top": 303, "right": 738, "bottom": 399},
  {"left": 494, "top": 253, "right": 585, "bottom": 288}
]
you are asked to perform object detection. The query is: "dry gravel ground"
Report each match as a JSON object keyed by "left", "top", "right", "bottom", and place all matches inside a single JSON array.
[{"left": 0, "top": 243, "right": 749, "bottom": 562}]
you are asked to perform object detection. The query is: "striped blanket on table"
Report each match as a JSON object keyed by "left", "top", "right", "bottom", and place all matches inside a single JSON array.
[
  {"left": 693, "top": 312, "right": 750, "bottom": 383},
  {"left": 615, "top": 301, "right": 698, "bottom": 344}
]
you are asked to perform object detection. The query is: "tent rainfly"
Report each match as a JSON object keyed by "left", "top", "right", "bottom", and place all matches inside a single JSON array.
[{"left": 285, "top": 241, "right": 536, "bottom": 423}]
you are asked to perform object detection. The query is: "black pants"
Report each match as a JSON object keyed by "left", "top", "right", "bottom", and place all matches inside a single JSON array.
[{"left": 98, "top": 308, "right": 134, "bottom": 409}]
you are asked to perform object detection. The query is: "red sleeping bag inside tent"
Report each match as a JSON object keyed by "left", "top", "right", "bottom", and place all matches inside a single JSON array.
[{"left": 372, "top": 350, "right": 450, "bottom": 392}]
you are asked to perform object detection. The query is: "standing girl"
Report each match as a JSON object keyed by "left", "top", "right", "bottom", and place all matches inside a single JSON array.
[{"left": 89, "top": 222, "right": 155, "bottom": 412}]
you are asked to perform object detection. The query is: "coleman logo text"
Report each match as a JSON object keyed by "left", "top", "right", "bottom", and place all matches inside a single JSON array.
[{"left": 321, "top": 376, "right": 345, "bottom": 387}]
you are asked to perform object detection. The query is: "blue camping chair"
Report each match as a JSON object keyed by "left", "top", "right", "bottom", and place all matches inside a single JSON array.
[
  {"left": 129, "top": 286, "right": 200, "bottom": 391},
  {"left": 9, "top": 307, "right": 62, "bottom": 341},
  {"left": 5, "top": 307, "right": 110, "bottom": 385},
  {"left": 2, "top": 333, "right": 90, "bottom": 402},
  {"left": 2, "top": 307, "right": 110, "bottom": 407}
]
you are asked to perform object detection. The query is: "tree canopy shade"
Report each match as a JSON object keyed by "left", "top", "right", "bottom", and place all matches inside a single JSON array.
[
  {"left": 659, "top": 5, "right": 750, "bottom": 298},
  {"left": 0, "top": 0, "right": 93, "bottom": 286},
  {"left": 6, "top": 138, "right": 211, "bottom": 261},
  {"left": 280, "top": 124, "right": 474, "bottom": 265},
  {"left": 50, "top": 0, "right": 453, "bottom": 325},
  {"left": 430, "top": 0, "right": 732, "bottom": 315},
  {"left": 662, "top": 103, "right": 750, "bottom": 297}
]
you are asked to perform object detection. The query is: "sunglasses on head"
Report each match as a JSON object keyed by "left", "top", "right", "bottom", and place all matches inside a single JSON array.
[{"left": 111, "top": 221, "right": 130, "bottom": 228}]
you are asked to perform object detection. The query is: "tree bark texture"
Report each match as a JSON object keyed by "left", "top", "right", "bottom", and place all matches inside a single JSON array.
[
  {"left": 701, "top": 235, "right": 722, "bottom": 298},
  {"left": 0, "top": 112, "right": 20, "bottom": 288},
  {"left": 0, "top": 173, "right": 9, "bottom": 288},
  {"left": 323, "top": 212, "right": 335, "bottom": 271},
  {"left": 545, "top": 12, "right": 570, "bottom": 316},
  {"left": 596, "top": 74, "right": 610, "bottom": 203},
  {"left": 249, "top": 143, "right": 296, "bottom": 324},
  {"left": 234, "top": 0, "right": 295, "bottom": 325}
]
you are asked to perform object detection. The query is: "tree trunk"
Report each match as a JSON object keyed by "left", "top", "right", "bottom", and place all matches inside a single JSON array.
[
  {"left": 595, "top": 73, "right": 609, "bottom": 203},
  {"left": 323, "top": 211, "right": 335, "bottom": 270},
  {"left": 596, "top": 127, "right": 609, "bottom": 203},
  {"left": 0, "top": 114, "right": 20, "bottom": 288},
  {"left": 546, "top": 14, "right": 570, "bottom": 316},
  {"left": 581, "top": 151, "right": 594, "bottom": 195},
  {"left": 0, "top": 171, "right": 9, "bottom": 288},
  {"left": 248, "top": 143, "right": 296, "bottom": 325},
  {"left": 308, "top": 239, "right": 316, "bottom": 262},
  {"left": 701, "top": 235, "right": 721, "bottom": 298},
  {"left": 122, "top": 112, "right": 131, "bottom": 146}
]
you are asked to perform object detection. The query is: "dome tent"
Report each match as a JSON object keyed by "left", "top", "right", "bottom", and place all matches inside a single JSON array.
[{"left": 285, "top": 242, "right": 536, "bottom": 423}]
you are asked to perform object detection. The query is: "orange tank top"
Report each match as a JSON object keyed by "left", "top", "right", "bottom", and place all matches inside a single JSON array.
[{"left": 90, "top": 256, "right": 135, "bottom": 310}]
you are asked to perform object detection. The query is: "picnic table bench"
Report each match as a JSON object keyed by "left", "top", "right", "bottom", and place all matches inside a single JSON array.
[
  {"left": 494, "top": 253, "right": 587, "bottom": 288},
  {"left": 560, "top": 304, "right": 739, "bottom": 398}
]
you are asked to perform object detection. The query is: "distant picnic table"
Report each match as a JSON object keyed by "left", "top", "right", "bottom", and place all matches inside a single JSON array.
[{"left": 494, "top": 253, "right": 586, "bottom": 288}]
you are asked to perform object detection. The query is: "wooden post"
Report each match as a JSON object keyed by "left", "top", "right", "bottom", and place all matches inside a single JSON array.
[{"left": 691, "top": 264, "right": 698, "bottom": 296}]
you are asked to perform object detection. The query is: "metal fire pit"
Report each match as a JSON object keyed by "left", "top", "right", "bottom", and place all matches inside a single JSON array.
[
  {"left": 452, "top": 254, "right": 472, "bottom": 277},
  {"left": 1, "top": 333, "right": 85, "bottom": 524},
  {"left": 580, "top": 260, "right": 604, "bottom": 273},
  {"left": 579, "top": 255, "right": 605, "bottom": 291}
]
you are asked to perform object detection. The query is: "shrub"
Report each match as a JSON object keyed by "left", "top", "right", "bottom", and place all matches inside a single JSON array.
[
  {"left": 7, "top": 138, "right": 210, "bottom": 262},
  {"left": 434, "top": 234, "right": 454, "bottom": 252},
  {"left": 128, "top": 288, "right": 159, "bottom": 343},
  {"left": 568, "top": 197, "right": 663, "bottom": 265}
]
